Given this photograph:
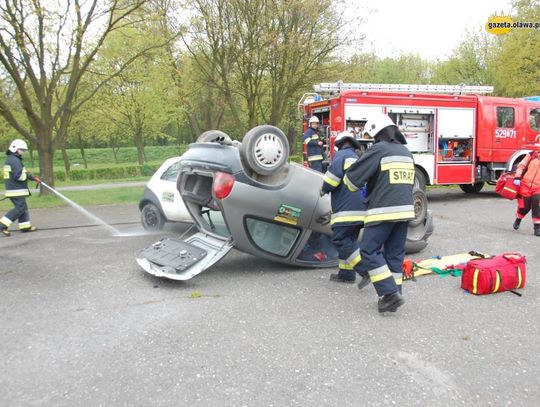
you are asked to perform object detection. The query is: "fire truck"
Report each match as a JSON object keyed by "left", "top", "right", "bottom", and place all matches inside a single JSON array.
[{"left": 299, "top": 82, "right": 540, "bottom": 193}]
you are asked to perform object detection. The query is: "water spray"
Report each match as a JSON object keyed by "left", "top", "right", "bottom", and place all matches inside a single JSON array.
[{"left": 40, "top": 181, "right": 122, "bottom": 236}]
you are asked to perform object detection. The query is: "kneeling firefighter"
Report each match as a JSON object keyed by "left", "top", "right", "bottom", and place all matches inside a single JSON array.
[
  {"left": 320, "top": 131, "right": 369, "bottom": 287},
  {"left": 1, "top": 139, "right": 41, "bottom": 236},
  {"left": 343, "top": 114, "right": 415, "bottom": 313}
]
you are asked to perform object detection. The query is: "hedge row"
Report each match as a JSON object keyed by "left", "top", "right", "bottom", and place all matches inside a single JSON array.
[{"left": 53, "top": 163, "right": 161, "bottom": 181}]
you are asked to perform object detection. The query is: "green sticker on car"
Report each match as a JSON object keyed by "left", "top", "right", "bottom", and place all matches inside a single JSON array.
[{"left": 274, "top": 204, "right": 302, "bottom": 225}]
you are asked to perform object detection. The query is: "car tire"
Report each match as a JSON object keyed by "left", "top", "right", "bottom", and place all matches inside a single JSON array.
[
  {"left": 141, "top": 202, "right": 165, "bottom": 231},
  {"left": 459, "top": 182, "right": 484, "bottom": 194},
  {"left": 197, "top": 130, "right": 232, "bottom": 144},
  {"left": 240, "top": 125, "right": 289, "bottom": 176},
  {"left": 414, "top": 168, "right": 427, "bottom": 191},
  {"left": 409, "top": 188, "right": 427, "bottom": 227}
]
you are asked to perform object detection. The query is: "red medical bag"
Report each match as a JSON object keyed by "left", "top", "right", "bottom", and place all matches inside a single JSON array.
[
  {"left": 461, "top": 253, "right": 526, "bottom": 295},
  {"left": 495, "top": 172, "right": 519, "bottom": 200}
]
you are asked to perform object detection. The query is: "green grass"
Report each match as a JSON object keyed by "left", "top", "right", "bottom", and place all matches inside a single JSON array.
[{"left": 0, "top": 186, "right": 144, "bottom": 211}]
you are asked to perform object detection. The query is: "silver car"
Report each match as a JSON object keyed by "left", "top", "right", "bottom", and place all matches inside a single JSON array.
[{"left": 136, "top": 126, "right": 433, "bottom": 280}]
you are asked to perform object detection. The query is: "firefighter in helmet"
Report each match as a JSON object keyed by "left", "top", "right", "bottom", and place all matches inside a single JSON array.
[
  {"left": 512, "top": 134, "right": 540, "bottom": 236},
  {"left": 320, "top": 131, "right": 369, "bottom": 287},
  {"left": 1, "top": 139, "right": 41, "bottom": 237},
  {"left": 343, "top": 114, "right": 415, "bottom": 313},
  {"left": 303, "top": 116, "right": 324, "bottom": 172}
]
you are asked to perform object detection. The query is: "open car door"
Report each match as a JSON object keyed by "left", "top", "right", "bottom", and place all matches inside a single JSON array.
[{"left": 136, "top": 232, "right": 234, "bottom": 281}]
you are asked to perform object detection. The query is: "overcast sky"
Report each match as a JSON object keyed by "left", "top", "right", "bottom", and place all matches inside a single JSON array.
[{"left": 353, "top": 0, "right": 512, "bottom": 60}]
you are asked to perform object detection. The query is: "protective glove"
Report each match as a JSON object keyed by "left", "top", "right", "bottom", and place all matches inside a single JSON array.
[
  {"left": 33, "top": 176, "right": 42, "bottom": 184},
  {"left": 360, "top": 185, "right": 368, "bottom": 202},
  {"left": 513, "top": 178, "right": 521, "bottom": 186}
]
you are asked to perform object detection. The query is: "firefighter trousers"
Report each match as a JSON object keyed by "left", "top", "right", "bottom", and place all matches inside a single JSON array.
[
  {"left": 516, "top": 193, "right": 540, "bottom": 224},
  {"left": 1, "top": 197, "right": 31, "bottom": 230},
  {"left": 309, "top": 160, "right": 323, "bottom": 173},
  {"left": 331, "top": 224, "right": 363, "bottom": 281},
  {"left": 359, "top": 221, "right": 407, "bottom": 297}
]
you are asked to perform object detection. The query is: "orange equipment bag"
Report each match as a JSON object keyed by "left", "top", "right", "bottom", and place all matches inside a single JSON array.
[
  {"left": 495, "top": 172, "right": 519, "bottom": 200},
  {"left": 461, "top": 253, "right": 526, "bottom": 296}
]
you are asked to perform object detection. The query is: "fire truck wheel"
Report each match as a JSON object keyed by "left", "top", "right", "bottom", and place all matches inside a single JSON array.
[
  {"left": 414, "top": 168, "right": 427, "bottom": 191},
  {"left": 409, "top": 188, "right": 427, "bottom": 227},
  {"left": 240, "top": 125, "right": 289, "bottom": 176},
  {"left": 459, "top": 182, "right": 484, "bottom": 194},
  {"left": 196, "top": 130, "right": 232, "bottom": 144}
]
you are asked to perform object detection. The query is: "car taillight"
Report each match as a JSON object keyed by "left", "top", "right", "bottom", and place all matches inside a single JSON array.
[{"left": 212, "top": 172, "right": 235, "bottom": 200}]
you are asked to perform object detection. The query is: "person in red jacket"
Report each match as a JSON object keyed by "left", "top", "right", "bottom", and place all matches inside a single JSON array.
[{"left": 512, "top": 135, "right": 540, "bottom": 236}]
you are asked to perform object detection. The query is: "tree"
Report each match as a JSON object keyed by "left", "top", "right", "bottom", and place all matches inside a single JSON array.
[
  {"left": 0, "top": 0, "right": 150, "bottom": 188},
  {"left": 184, "top": 0, "right": 347, "bottom": 132},
  {"left": 93, "top": 24, "right": 177, "bottom": 165},
  {"left": 489, "top": 0, "right": 540, "bottom": 96},
  {"left": 432, "top": 30, "right": 495, "bottom": 86}
]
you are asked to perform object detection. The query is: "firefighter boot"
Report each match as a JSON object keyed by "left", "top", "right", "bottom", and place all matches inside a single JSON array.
[
  {"left": 20, "top": 226, "right": 37, "bottom": 233},
  {"left": 1, "top": 227, "right": 10, "bottom": 237},
  {"left": 534, "top": 224, "right": 540, "bottom": 237},
  {"left": 513, "top": 218, "right": 521, "bottom": 230},
  {"left": 378, "top": 292, "right": 405, "bottom": 313},
  {"left": 357, "top": 273, "right": 371, "bottom": 290},
  {"left": 329, "top": 273, "right": 356, "bottom": 284}
]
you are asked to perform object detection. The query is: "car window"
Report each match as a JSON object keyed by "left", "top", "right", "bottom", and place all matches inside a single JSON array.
[
  {"left": 297, "top": 232, "right": 338, "bottom": 263},
  {"left": 161, "top": 161, "right": 181, "bottom": 182},
  {"left": 496, "top": 107, "right": 514, "bottom": 128},
  {"left": 245, "top": 217, "right": 300, "bottom": 257},
  {"left": 530, "top": 108, "right": 540, "bottom": 131}
]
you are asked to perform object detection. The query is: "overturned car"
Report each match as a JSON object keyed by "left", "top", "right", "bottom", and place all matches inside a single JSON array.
[{"left": 136, "top": 126, "right": 433, "bottom": 280}]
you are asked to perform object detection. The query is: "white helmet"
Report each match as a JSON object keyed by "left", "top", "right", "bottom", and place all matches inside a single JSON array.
[
  {"left": 363, "top": 114, "right": 396, "bottom": 138},
  {"left": 8, "top": 139, "right": 28, "bottom": 153},
  {"left": 335, "top": 130, "right": 361, "bottom": 149},
  {"left": 308, "top": 116, "right": 320, "bottom": 124}
]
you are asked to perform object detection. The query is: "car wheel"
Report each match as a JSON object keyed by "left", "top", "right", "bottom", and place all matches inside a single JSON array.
[
  {"left": 459, "top": 182, "right": 484, "bottom": 194},
  {"left": 197, "top": 130, "right": 232, "bottom": 144},
  {"left": 409, "top": 188, "right": 427, "bottom": 227},
  {"left": 414, "top": 168, "right": 427, "bottom": 191},
  {"left": 141, "top": 202, "right": 165, "bottom": 230},
  {"left": 240, "top": 125, "right": 289, "bottom": 176}
]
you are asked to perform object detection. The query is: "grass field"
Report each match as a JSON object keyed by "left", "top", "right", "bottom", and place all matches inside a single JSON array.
[{"left": 0, "top": 186, "right": 144, "bottom": 211}]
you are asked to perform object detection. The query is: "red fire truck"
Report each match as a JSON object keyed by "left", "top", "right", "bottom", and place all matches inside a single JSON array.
[{"left": 299, "top": 82, "right": 540, "bottom": 193}]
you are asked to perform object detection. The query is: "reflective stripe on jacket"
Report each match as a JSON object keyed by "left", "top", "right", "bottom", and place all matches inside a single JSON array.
[
  {"left": 321, "top": 146, "right": 365, "bottom": 226},
  {"left": 303, "top": 127, "right": 324, "bottom": 162},
  {"left": 3, "top": 153, "right": 31, "bottom": 197},
  {"left": 343, "top": 141, "right": 414, "bottom": 225}
]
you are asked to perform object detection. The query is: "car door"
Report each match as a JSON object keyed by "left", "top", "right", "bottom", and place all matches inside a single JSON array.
[{"left": 136, "top": 231, "right": 234, "bottom": 281}]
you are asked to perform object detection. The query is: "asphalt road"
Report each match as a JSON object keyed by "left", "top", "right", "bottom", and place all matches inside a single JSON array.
[{"left": 1, "top": 186, "right": 539, "bottom": 406}]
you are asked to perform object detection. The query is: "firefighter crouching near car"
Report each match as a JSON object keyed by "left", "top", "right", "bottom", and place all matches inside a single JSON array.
[
  {"left": 512, "top": 135, "right": 540, "bottom": 236},
  {"left": 320, "top": 131, "right": 370, "bottom": 288},
  {"left": 343, "top": 114, "right": 414, "bottom": 313},
  {"left": 303, "top": 116, "right": 324, "bottom": 172},
  {"left": 1, "top": 139, "right": 41, "bottom": 237}
]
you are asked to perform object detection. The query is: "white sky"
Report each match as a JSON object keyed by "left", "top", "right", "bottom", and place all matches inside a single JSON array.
[{"left": 353, "top": 0, "right": 513, "bottom": 60}]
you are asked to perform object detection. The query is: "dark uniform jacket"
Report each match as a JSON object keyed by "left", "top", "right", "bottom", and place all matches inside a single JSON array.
[
  {"left": 302, "top": 127, "right": 324, "bottom": 162},
  {"left": 321, "top": 146, "right": 365, "bottom": 226},
  {"left": 3, "top": 152, "right": 34, "bottom": 197},
  {"left": 343, "top": 141, "right": 414, "bottom": 225}
]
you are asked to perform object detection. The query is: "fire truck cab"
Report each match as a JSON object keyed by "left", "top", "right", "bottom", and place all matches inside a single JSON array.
[{"left": 299, "top": 83, "right": 540, "bottom": 193}]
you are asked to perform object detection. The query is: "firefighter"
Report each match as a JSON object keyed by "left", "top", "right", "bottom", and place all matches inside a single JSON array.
[
  {"left": 303, "top": 116, "right": 324, "bottom": 172},
  {"left": 320, "top": 131, "right": 369, "bottom": 287},
  {"left": 1, "top": 139, "right": 41, "bottom": 237},
  {"left": 512, "top": 135, "right": 540, "bottom": 236},
  {"left": 343, "top": 114, "right": 415, "bottom": 313}
]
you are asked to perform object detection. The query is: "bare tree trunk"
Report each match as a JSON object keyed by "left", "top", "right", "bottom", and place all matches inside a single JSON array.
[
  {"left": 61, "top": 142, "right": 71, "bottom": 174},
  {"left": 77, "top": 133, "right": 88, "bottom": 169},
  {"left": 37, "top": 137, "right": 55, "bottom": 192}
]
